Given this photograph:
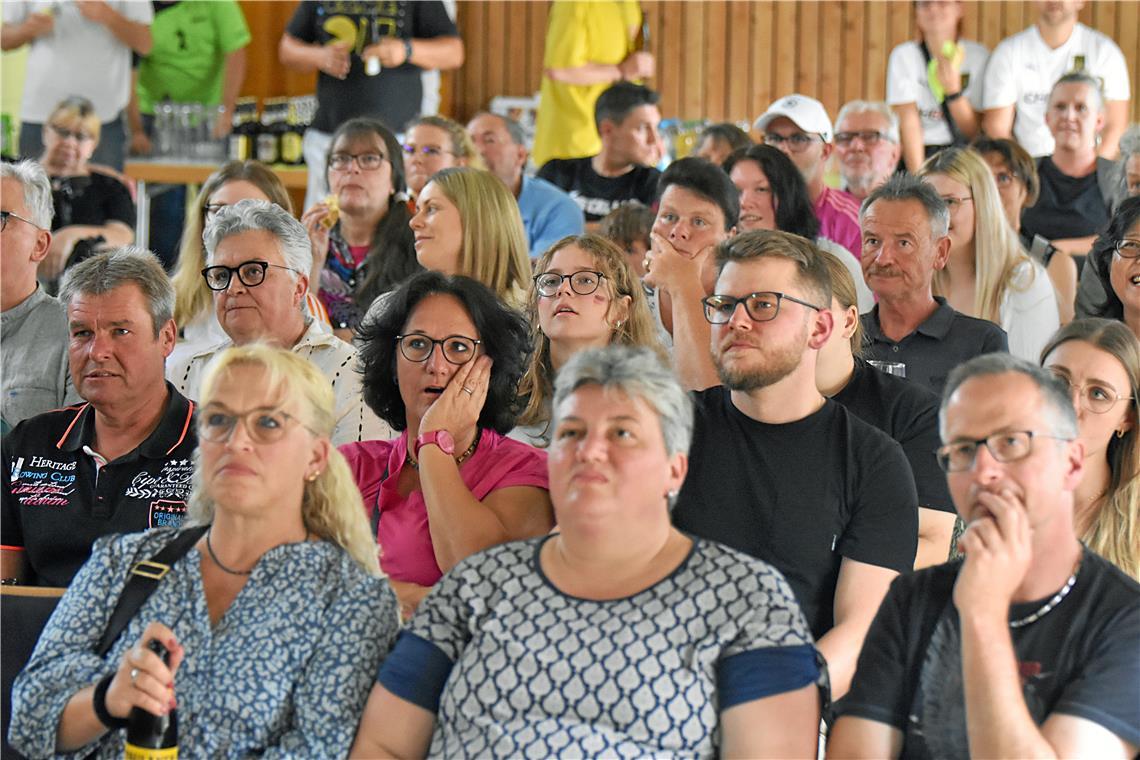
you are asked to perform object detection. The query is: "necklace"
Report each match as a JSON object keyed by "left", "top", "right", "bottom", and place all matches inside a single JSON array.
[
  {"left": 205, "top": 528, "right": 252, "bottom": 576},
  {"left": 406, "top": 429, "right": 481, "bottom": 470},
  {"left": 1008, "top": 562, "right": 1080, "bottom": 628}
]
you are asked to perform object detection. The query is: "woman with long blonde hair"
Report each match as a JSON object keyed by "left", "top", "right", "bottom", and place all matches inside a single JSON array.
[
  {"left": 1041, "top": 319, "right": 1139, "bottom": 581},
  {"left": 919, "top": 146, "right": 1059, "bottom": 360},
  {"left": 515, "top": 234, "right": 663, "bottom": 445}
]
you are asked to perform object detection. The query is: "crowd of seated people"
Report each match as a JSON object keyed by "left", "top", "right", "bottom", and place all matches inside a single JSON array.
[{"left": 2, "top": 1, "right": 1138, "bottom": 757}]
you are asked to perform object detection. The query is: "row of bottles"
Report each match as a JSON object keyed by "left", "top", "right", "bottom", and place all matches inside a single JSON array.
[{"left": 228, "top": 96, "right": 316, "bottom": 167}]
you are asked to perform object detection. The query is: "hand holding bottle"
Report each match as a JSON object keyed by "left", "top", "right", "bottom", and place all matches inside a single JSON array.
[{"left": 105, "top": 623, "right": 183, "bottom": 720}]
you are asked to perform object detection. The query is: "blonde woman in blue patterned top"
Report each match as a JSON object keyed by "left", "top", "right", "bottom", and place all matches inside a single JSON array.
[
  {"left": 10, "top": 345, "right": 399, "bottom": 759},
  {"left": 350, "top": 345, "right": 826, "bottom": 758}
]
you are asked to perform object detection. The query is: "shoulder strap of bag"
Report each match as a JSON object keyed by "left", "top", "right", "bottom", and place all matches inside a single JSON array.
[
  {"left": 920, "top": 42, "right": 967, "bottom": 147},
  {"left": 371, "top": 465, "right": 389, "bottom": 538},
  {"left": 94, "top": 525, "right": 209, "bottom": 657}
]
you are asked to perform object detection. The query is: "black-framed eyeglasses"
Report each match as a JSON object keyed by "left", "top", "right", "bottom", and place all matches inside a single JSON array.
[
  {"left": 0, "top": 210, "right": 41, "bottom": 232},
  {"left": 198, "top": 406, "right": 314, "bottom": 444},
  {"left": 328, "top": 152, "right": 388, "bottom": 171},
  {"left": 702, "top": 291, "right": 824, "bottom": 324},
  {"left": 396, "top": 333, "right": 481, "bottom": 365},
  {"left": 533, "top": 270, "right": 607, "bottom": 297},
  {"left": 402, "top": 144, "right": 452, "bottom": 158},
  {"left": 1114, "top": 238, "right": 1140, "bottom": 259},
  {"left": 935, "top": 430, "right": 1071, "bottom": 473},
  {"left": 834, "top": 130, "right": 888, "bottom": 146},
  {"left": 48, "top": 123, "right": 95, "bottom": 142},
  {"left": 763, "top": 132, "right": 822, "bottom": 152},
  {"left": 1048, "top": 371, "right": 1134, "bottom": 415},
  {"left": 201, "top": 260, "right": 301, "bottom": 291}
]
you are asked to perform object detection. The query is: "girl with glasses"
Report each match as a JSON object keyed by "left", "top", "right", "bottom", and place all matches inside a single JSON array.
[
  {"left": 346, "top": 271, "right": 553, "bottom": 618},
  {"left": 1040, "top": 318, "right": 1139, "bottom": 580},
  {"left": 514, "top": 234, "right": 663, "bottom": 446}
]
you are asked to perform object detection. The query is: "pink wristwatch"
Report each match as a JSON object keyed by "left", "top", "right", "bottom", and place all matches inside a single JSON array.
[{"left": 414, "top": 429, "right": 455, "bottom": 458}]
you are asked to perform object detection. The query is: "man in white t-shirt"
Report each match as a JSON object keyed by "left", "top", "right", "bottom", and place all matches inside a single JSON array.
[
  {"left": 982, "top": 0, "right": 1130, "bottom": 159},
  {"left": 1, "top": 0, "right": 152, "bottom": 172}
]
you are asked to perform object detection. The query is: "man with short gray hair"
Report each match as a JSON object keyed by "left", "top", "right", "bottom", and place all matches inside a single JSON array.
[
  {"left": 466, "top": 111, "right": 583, "bottom": 258},
  {"left": 858, "top": 175, "right": 1008, "bottom": 395},
  {"left": 2, "top": 247, "right": 196, "bottom": 587},
  {"left": 1, "top": 159, "right": 79, "bottom": 429},
  {"left": 170, "top": 199, "right": 389, "bottom": 446},
  {"left": 834, "top": 101, "right": 901, "bottom": 201},
  {"left": 831, "top": 354, "right": 1140, "bottom": 759}
]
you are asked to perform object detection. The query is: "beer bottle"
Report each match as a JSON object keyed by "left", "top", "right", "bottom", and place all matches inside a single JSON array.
[
  {"left": 255, "top": 99, "right": 280, "bottom": 165},
  {"left": 124, "top": 640, "right": 178, "bottom": 760}
]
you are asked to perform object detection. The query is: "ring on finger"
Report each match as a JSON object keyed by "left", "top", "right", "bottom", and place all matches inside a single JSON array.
[
  {"left": 462, "top": 386, "right": 474, "bottom": 395},
  {"left": 130, "top": 667, "right": 139, "bottom": 683}
]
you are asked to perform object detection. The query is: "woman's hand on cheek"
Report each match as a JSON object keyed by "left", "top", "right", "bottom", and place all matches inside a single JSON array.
[{"left": 419, "top": 355, "right": 492, "bottom": 443}]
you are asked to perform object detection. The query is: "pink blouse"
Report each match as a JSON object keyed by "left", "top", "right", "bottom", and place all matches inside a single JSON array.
[{"left": 340, "top": 430, "right": 549, "bottom": 586}]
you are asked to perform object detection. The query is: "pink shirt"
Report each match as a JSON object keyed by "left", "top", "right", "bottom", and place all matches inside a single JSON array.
[
  {"left": 340, "top": 430, "right": 549, "bottom": 586},
  {"left": 814, "top": 186, "right": 863, "bottom": 259}
]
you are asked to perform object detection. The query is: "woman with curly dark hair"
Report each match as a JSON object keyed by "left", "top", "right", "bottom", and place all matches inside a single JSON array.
[
  {"left": 342, "top": 271, "right": 553, "bottom": 617},
  {"left": 1086, "top": 196, "right": 1140, "bottom": 341}
]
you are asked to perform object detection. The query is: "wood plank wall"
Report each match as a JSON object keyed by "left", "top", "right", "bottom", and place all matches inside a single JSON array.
[{"left": 239, "top": 1, "right": 1140, "bottom": 127}]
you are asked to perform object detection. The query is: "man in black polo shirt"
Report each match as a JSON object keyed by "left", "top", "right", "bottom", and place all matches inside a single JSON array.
[
  {"left": 537, "top": 82, "right": 662, "bottom": 224},
  {"left": 816, "top": 249, "right": 956, "bottom": 569},
  {"left": 1, "top": 248, "right": 196, "bottom": 587},
  {"left": 672, "top": 230, "right": 918, "bottom": 700},
  {"left": 858, "top": 174, "right": 1008, "bottom": 396}
]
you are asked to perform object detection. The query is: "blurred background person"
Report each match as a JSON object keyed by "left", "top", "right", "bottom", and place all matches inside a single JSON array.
[
  {"left": 693, "top": 121, "right": 751, "bottom": 166},
  {"left": 402, "top": 115, "right": 482, "bottom": 201},
  {"left": 833, "top": 100, "right": 901, "bottom": 202},
  {"left": 1121, "top": 124, "right": 1140, "bottom": 198},
  {"left": 598, "top": 199, "right": 654, "bottom": 278}
]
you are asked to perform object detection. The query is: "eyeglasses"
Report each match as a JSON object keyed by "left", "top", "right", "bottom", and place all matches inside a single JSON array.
[
  {"left": 534, "top": 270, "right": 607, "bottom": 297},
  {"left": 702, "top": 291, "right": 824, "bottom": 324},
  {"left": 48, "top": 123, "right": 95, "bottom": 142},
  {"left": 936, "top": 430, "right": 1071, "bottom": 472},
  {"left": 201, "top": 260, "right": 301, "bottom": 291},
  {"left": 402, "top": 144, "right": 452, "bottom": 158},
  {"left": 834, "top": 130, "right": 889, "bottom": 147},
  {"left": 1114, "top": 238, "right": 1140, "bottom": 259},
  {"left": 199, "top": 407, "right": 311, "bottom": 444},
  {"left": 396, "top": 333, "right": 481, "bottom": 365},
  {"left": 940, "top": 195, "right": 974, "bottom": 211},
  {"left": 0, "top": 210, "right": 41, "bottom": 231},
  {"left": 328, "top": 152, "right": 388, "bottom": 171},
  {"left": 763, "top": 132, "right": 823, "bottom": 152},
  {"left": 1049, "top": 372, "right": 1134, "bottom": 415},
  {"left": 202, "top": 203, "right": 228, "bottom": 221}
]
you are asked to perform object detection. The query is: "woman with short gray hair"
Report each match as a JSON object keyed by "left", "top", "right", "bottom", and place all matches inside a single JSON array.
[{"left": 350, "top": 344, "right": 826, "bottom": 758}]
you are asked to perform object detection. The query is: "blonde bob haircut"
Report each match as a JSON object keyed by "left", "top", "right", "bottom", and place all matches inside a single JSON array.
[
  {"left": 427, "top": 167, "right": 531, "bottom": 309},
  {"left": 408, "top": 114, "right": 485, "bottom": 170},
  {"left": 186, "top": 344, "right": 381, "bottom": 576},
  {"left": 920, "top": 147, "right": 1034, "bottom": 324},
  {"left": 171, "top": 161, "right": 294, "bottom": 330},
  {"left": 46, "top": 96, "right": 101, "bottom": 143},
  {"left": 518, "top": 234, "right": 665, "bottom": 429}
]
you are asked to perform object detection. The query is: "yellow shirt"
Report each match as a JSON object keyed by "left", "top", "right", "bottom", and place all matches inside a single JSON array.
[{"left": 531, "top": 0, "right": 642, "bottom": 168}]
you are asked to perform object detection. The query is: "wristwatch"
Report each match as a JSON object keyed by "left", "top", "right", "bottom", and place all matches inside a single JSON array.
[
  {"left": 403, "top": 38, "right": 414, "bottom": 65},
  {"left": 943, "top": 90, "right": 963, "bottom": 103},
  {"left": 415, "top": 430, "right": 455, "bottom": 458}
]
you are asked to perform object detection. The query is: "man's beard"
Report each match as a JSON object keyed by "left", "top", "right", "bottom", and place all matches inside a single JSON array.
[{"left": 713, "top": 324, "right": 807, "bottom": 391}]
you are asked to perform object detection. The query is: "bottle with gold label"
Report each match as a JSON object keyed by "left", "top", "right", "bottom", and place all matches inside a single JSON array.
[
  {"left": 281, "top": 100, "right": 304, "bottom": 166},
  {"left": 124, "top": 640, "right": 178, "bottom": 760}
]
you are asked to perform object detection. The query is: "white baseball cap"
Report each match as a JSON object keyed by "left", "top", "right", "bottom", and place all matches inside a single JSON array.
[{"left": 754, "top": 94, "right": 834, "bottom": 143}]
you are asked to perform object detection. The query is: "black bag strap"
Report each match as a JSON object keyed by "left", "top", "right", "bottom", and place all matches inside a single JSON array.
[
  {"left": 370, "top": 465, "right": 389, "bottom": 538},
  {"left": 921, "top": 42, "right": 967, "bottom": 148},
  {"left": 94, "top": 526, "right": 209, "bottom": 657}
]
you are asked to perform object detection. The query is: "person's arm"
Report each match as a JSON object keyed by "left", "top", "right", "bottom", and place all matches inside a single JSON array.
[
  {"left": 945, "top": 95, "right": 981, "bottom": 140},
  {"left": 43, "top": 222, "right": 134, "bottom": 279},
  {"left": 211, "top": 48, "right": 247, "bottom": 139},
  {"left": 1099, "top": 100, "right": 1129, "bottom": 160},
  {"left": 827, "top": 716, "right": 904, "bottom": 759},
  {"left": 720, "top": 684, "right": 820, "bottom": 759},
  {"left": 278, "top": 33, "right": 350, "bottom": 79},
  {"left": 361, "top": 35, "right": 464, "bottom": 71},
  {"left": 914, "top": 507, "right": 956, "bottom": 569},
  {"left": 77, "top": 0, "right": 151, "bottom": 55},
  {"left": 894, "top": 103, "right": 926, "bottom": 174},
  {"left": 350, "top": 684, "right": 435, "bottom": 759},
  {"left": 546, "top": 50, "right": 654, "bottom": 86},
  {"left": 0, "top": 11, "right": 52, "bottom": 51},
  {"left": 1046, "top": 251, "right": 1078, "bottom": 325},
  {"left": 644, "top": 233, "right": 719, "bottom": 391},
  {"left": 983, "top": 105, "right": 1015, "bottom": 140},
  {"left": 816, "top": 558, "right": 898, "bottom": 700},
  {"left": 1048, "top": 235, "right": 1097, "bottom": 256},
  {"left": 127, "top": 68, "right": 152, "bottom": 156}
]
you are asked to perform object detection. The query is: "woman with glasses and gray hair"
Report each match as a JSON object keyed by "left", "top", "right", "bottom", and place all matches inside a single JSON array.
[
  {"left": 345, "top": 270, "right": 552, "bottom": 618},
  {"left": 169, "top": 198, "right": 389, "bottom": 447},
  {"left": 350, "top": 344, "right": 826, "bottom": 758},
  {"left": 10, "top": 344, "right": 399, "bottom": 758}
]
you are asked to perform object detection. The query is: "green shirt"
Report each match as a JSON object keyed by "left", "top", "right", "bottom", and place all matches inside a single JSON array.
[{"left": 135, "top": 0, "right": 251, "bottom": 115}]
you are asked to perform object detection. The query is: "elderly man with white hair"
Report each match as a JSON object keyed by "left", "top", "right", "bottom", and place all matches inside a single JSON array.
[
  {"left": 170, "top": 199, "right": 389, "bottom": 446},
  {"left": 834, "top": 101, "right": 902, "bottom": 202}
]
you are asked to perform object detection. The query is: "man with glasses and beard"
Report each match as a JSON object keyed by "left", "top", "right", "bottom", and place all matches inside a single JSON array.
[{"left": 671, "top": 230, "right": 918, "bottom": 702}]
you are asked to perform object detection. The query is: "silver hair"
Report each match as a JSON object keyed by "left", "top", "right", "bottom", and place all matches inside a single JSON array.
[
  {"left": 1, "top": 159, "right": 54, "bottom": 228},
  {"left": 939, "top": 353, "right": 1079, "bottom": 441},
  {"left": 59, "top": 246, "right": 175, "bottom": 337},
  {"left": 1118, "top": 124, "right": 1140, "bottom": 195},
  {"left": 836, "top": 100, "right": 900, "bottom": 143},
  {"left": 203, "top": 198, "right": 313, "bottom": 281},
  {"left": 1050, "top": 71, "right": 1106, "bottom": 113},
  {"left": 860, "top": 173, "right": 951, "bottom": 238},
  {"left": 553, "top": 345, "right": 693, "bottom": 458}
]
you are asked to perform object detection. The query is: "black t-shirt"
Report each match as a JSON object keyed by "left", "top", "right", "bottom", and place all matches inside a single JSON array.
[
  {"left": 840, "top": 550, "right": 1140, "bottom": 757},
  {"left": 672, "top": 388, "right": 918, "bottom": 638},
  {"left": 536, "top": 157, "right": 660, "bottom": 222},
  {"left": 833, "top": 358, "right": 953, "bottom": 514},
  {"left": 1, "top": 386, "right": 197, "bottom": 587},
  {"left": 1021, "top": 156, "right": 1111, "bottom": 243},
  {"left": 50, "top": 172, "right": 135, "bottom": 231},
  {"left": 860, "top": 298, "right": 1009, "bottom": 396},
  {"left": 286, "top": 1, "right": 458, "bottom": 133}
]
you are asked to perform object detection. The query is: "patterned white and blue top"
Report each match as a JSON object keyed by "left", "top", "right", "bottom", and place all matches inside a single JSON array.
[
  {"left": 10, "top": 527, "right": 399, "bottom": 760},
  {"left": 379, "top": 535, "right": 826, "bottom": 758}
]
